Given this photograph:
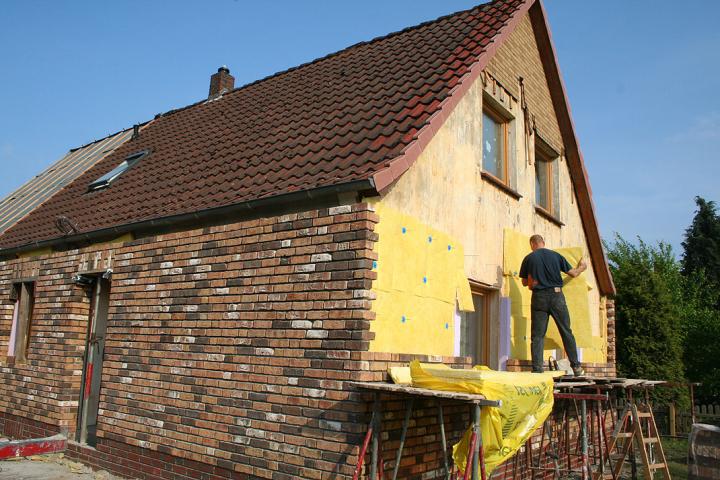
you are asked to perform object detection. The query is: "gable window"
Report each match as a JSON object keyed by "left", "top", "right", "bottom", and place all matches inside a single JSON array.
[
  {"left": 481, "top": 95, "right": 518, "bottom": 198},
  {"left": 8, "top": 282, "right": 35, "bottom": 363},
  {"left": 483, "top": 109, "right": 508, "bottom": 181},
  {"left": 535, "top": 138, "right": 561, "bottom": 222},
  {"left": 88, "top": 150, "right": 149, "bottom": 191}
]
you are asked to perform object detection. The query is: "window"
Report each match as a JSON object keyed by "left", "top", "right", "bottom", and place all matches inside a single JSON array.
[
  {"left": 8, "top": 282, "right": 34, "bottom": 363},
  {"left": 483, "top": 110, "right": 507, "bottom": 181},
  {"left": 535, "top": 157, "right": 552, "bottom": 210},
  {"left": 88, "top": 150, "right": 149, "bottom": 191},
  {"left": 534, "top": 138, "right": 560, "bottom": 219},
  {"left": 482, "top": 100, "right": 514, "bottom": 186}
]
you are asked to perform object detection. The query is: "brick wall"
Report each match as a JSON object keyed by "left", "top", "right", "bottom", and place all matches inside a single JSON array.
[
  {"left": 606, "top": 298, "right": 616, "bottom": 373},
  {"left": 363, "top": 353, "right": 473, "bottom": 479},
  {"left": 506, "top": 359, "right": 616, "bottom": 378},
  {"left": 0, "top": 411, "right": 59, "bottom": 440},
  {"left": 0, "top": 203, "right": 387, "bottom": 479},
  {"left": 0, "top": 253, "right": 92, "bottom": 435}
]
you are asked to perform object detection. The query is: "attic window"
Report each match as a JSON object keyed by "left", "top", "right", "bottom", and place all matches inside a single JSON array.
[
  {"left": 481, "top": 95, "right": 516, "bottom": 192},
  {"left": 535, "top": 137, "right": 561, "bottom": 221},
  {"left": 88, "top": 150, "right": 149, "bottom": 191}
]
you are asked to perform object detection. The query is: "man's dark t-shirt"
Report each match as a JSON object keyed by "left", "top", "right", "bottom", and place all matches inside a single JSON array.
[{"left": 519, "top": 248, "right": 572, "bottom": 290}]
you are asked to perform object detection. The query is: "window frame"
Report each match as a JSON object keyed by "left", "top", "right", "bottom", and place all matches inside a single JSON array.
[
  {"left": 8, "top": 281, "right": 35, "bottom": 363},
  {"left": 534, "top": 137, "right": 562, "bottom": 225},
  {"left": 88, "top": 150, "right": 149, "bottom": 192},
  {"left": 481, "top": 102, "right": 512, "bottom": 186},
  {"left": 481, "top": 94, "right": 521, "bottom": 201},
  {"left": 459, "top": 284, "right": 496, "bottom": 366},
  {"left": 535, "top": 153, "right": 554, "bottom": 213}
]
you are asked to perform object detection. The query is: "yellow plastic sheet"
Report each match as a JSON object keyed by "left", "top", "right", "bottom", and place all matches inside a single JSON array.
[
  {"left": 502, "top": 229, "right": 593, "bottom": 360},
  {"left": 369, "top": 203, "right": 473, "bottom": 355},
  {"left": 410, "top": 361, "right": 559, "bottom": 474}
]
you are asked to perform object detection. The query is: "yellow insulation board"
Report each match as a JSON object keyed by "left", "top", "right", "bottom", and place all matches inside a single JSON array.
[
  {"left": 369, "top": 203, "right": 473, "bottom": 355},
  {"left": 503, "top": 228, "right": 605, "bottom": 362}
]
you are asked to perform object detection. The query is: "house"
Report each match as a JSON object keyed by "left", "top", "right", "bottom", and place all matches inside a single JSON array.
[{"left": 0, "top": 0, "right": 615, "bottom": 478}]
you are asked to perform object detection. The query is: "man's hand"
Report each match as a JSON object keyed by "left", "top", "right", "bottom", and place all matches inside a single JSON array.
[{"left": 566, "top": 257, "right": 588, "bottom": 278}]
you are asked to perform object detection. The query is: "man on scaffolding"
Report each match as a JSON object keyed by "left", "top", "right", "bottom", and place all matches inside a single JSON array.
[{"left": 519, "top": 234, "right": 587, "bottom": 376}]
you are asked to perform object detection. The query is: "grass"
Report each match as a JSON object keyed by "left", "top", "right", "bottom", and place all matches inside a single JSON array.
[{"left": 661, "top": 436, "right": 688, "bottom": 480}]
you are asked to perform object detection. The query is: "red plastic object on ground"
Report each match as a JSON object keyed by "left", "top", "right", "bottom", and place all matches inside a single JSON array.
[{"left": 0, "top": 434, "right": 67, "bottom": 460}]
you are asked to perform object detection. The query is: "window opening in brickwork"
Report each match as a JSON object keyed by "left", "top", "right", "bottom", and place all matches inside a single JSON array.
[
  {"left": 7, "top": 281, "right": 34, "bottom": 363},
  {"left": 88, "top": 150, "right": 149, "bottom": 191},
  {"left": 534, "top": 138, "right": 560, "bottom": 220},
  {"left": 77, "top": 276, "right": 111, "bottom": 447}
]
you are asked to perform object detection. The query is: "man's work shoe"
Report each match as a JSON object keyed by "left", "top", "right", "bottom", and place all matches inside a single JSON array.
[{"left": 572, "top": 366, "right": 586, "bottom": 377}]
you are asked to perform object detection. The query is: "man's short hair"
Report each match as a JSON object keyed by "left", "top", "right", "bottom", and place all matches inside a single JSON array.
[{"left": 530, "top": 234, "right": 545, "bottom": 245}]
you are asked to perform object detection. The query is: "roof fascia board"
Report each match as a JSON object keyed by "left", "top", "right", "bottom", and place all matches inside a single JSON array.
[
  {"left": 528, "top": 0, "right": 615, "bottom": 295},
  {"left": 371, "top": 0, "right": 536, "bottom": 193}
]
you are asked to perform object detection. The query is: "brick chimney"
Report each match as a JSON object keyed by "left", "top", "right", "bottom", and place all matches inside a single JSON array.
[{"left": 208, "top": 66, "right": 235, "bottom": 98}]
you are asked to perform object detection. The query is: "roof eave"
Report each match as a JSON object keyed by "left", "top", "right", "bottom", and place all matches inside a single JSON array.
[{"left": 0, "top": 178, "right": 377, "bottom": 258}]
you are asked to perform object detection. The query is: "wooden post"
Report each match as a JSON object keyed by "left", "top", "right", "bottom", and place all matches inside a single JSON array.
[
  {"left": 690, "top": 383, "right": 697, "bottom": 424},
  {"left": 669, "top": 402, "right": 676, "bottom": 437}
]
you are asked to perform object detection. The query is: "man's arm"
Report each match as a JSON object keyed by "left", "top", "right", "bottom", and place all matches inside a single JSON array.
[{"left": 566, "top": 257, "right": 588, "bottom": 278}]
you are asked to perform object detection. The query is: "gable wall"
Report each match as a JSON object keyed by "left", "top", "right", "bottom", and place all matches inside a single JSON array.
[{"left": 371, "top": 13, "right": 610, "bottom": 366}]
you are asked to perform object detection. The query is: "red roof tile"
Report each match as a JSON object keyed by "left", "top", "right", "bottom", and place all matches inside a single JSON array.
[{"left": 0, "top": 0, "right": 529, "bottom": 250}]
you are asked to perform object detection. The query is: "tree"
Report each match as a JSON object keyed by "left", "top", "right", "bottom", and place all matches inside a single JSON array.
[
  {"left": 681, "top": 197, "right": 720, "bottom": 287},
  {"left": 680, "top": 197, "right": 720, "bottom": 402},
  {"left": 605, "top": 235, "right": 686, "bottom": 404}
]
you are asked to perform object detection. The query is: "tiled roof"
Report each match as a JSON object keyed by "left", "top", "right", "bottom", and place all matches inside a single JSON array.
[
  {"left": 0, "top": 129, "right": 132, "bottom": 235},
  {"left": 0, "top": 0, "right": 529, "bottom": 250}
]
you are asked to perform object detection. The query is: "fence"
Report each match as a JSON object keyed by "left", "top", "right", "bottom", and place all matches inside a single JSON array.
[
  {"left": 615, "top": 398, "right": 720, "bottom": 436},
  {"left": 653, "top": 403, "right": 720, "bottom": 436}
]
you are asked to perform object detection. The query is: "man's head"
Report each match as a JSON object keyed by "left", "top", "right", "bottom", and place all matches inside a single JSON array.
[{"left": 529, "top": 234, "right": 545, "bottom": 251}]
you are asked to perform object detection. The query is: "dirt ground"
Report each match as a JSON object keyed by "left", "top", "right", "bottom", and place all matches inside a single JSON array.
[{"left": 0, "top": 453, "right": 123, "bottom": 480}]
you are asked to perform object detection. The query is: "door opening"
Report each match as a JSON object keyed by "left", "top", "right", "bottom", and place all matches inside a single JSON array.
[{"left": 77, "top": 276, "right": 110, "bottom": 446}]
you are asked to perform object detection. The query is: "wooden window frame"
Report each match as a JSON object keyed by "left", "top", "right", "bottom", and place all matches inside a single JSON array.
[
  {"left": 535, "top": 154, "right": 554, "bottom": 212},
  {"left": 482, "top": 103, "right": 512, "bottom": 186},
  {"left": 534, "top": 137, "right": 562, "bottom": 225},
  {"left": 460, "top": 282, "right": 498, "bottom": 367},
  {"left": 8, "top": 281, "right": 35, "bottom": 364}
]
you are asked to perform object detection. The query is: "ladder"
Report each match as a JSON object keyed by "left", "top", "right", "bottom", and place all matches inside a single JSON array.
[{"left": 595, "top": 402, "right": 671, "bottom": 479}]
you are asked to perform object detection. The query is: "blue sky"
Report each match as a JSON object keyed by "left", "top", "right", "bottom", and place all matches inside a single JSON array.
[{"left": 1, "top": 1, "right": 718, "bottom": 253}]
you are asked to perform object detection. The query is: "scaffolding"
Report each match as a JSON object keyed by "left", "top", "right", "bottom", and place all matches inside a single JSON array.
[{"left": 352, "top": 376, "right": 672, "bottom": 480}]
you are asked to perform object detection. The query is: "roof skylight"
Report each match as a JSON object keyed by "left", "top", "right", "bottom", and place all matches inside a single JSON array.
[{"left": 88, "top": 150, "right": 149, "bottom": 191}]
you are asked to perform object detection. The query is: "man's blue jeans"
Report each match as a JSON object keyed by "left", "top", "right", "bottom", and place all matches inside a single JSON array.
[{"left": 530, "top": 288, "right": 580, "bottom": 372}]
